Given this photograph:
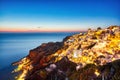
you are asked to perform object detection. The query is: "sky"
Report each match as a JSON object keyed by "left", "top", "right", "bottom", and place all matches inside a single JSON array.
[{"left": 0, "top": 0, "right": 120, "bottom": 32}]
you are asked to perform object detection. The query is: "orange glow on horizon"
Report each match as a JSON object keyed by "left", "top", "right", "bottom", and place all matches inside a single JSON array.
[{"left": 0, "top": 27, "right": 86, "bottom": 32}]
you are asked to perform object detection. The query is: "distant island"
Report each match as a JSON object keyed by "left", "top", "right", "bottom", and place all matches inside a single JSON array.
[{"left": 13, "top": 26, "right": 120, "bottom": 80}]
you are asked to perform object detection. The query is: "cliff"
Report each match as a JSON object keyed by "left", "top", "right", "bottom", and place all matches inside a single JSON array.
[{"left": 13, "top": 26, "right": 120, "bottom": 80}]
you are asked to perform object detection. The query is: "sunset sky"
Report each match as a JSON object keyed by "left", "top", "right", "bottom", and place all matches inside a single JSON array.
[{"left": 0, "top": 0, "right": 120, "bottom": 32}]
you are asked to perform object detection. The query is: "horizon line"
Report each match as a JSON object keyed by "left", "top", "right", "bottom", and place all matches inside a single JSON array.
[
  {"left": 0, "top": 29, "right": 87, "bottom": 33},
  {"left": 0, "top": 30, "right": 87, "bottom": 33}
]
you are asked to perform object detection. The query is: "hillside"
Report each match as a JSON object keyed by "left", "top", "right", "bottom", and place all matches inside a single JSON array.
[{"left": 13, "top": 26, "right": 120, "bottom": 80}]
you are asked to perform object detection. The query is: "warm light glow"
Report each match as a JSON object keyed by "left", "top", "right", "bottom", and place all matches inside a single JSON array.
[
  {"left": 53, "top": 26, "right": 120, "bottom": 66},
  {"left": 73, "top": 52, "right": 78, "bottom": 58},
  {"left": 95, "top": 69, "right": 100, "bottom": 76},
  {"left": 17, "top": 70, "right": 27, "bottom": 80},
  {"left": 13, "top": 58, "right": 32, "bottom": 80}
]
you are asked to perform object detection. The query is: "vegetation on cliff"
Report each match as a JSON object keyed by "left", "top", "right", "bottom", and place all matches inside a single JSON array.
[{"left": 13, "top": 26, "right": 120, "bottom": 80}]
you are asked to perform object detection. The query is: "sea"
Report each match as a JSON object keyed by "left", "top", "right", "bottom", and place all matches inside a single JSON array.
[{"left": 0, "top": 32, "right": 79, "bottom": 80}]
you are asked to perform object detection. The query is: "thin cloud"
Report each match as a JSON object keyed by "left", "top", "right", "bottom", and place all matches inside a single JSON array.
[{"left": 37, "top": 26, "right": 42, "bottom": 28}]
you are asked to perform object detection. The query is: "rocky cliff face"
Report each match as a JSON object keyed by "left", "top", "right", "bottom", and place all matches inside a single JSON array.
[{"left": 13, "top": 26, "right": 120, "bottom": 80}]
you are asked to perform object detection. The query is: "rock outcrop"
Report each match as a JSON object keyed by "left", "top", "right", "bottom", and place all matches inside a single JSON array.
[{"left": 13, "top": 26, "right": 120, "bottom": 80}]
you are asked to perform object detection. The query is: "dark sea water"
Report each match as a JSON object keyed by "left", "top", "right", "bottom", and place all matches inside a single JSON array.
[{"left": 0, "top": 32, "right": 79, "bottom": 80}]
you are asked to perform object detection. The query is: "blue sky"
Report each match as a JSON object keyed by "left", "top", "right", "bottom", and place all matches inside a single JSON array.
[{"left": 0, "top": 0, "right": 120, "bottom": 32}]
